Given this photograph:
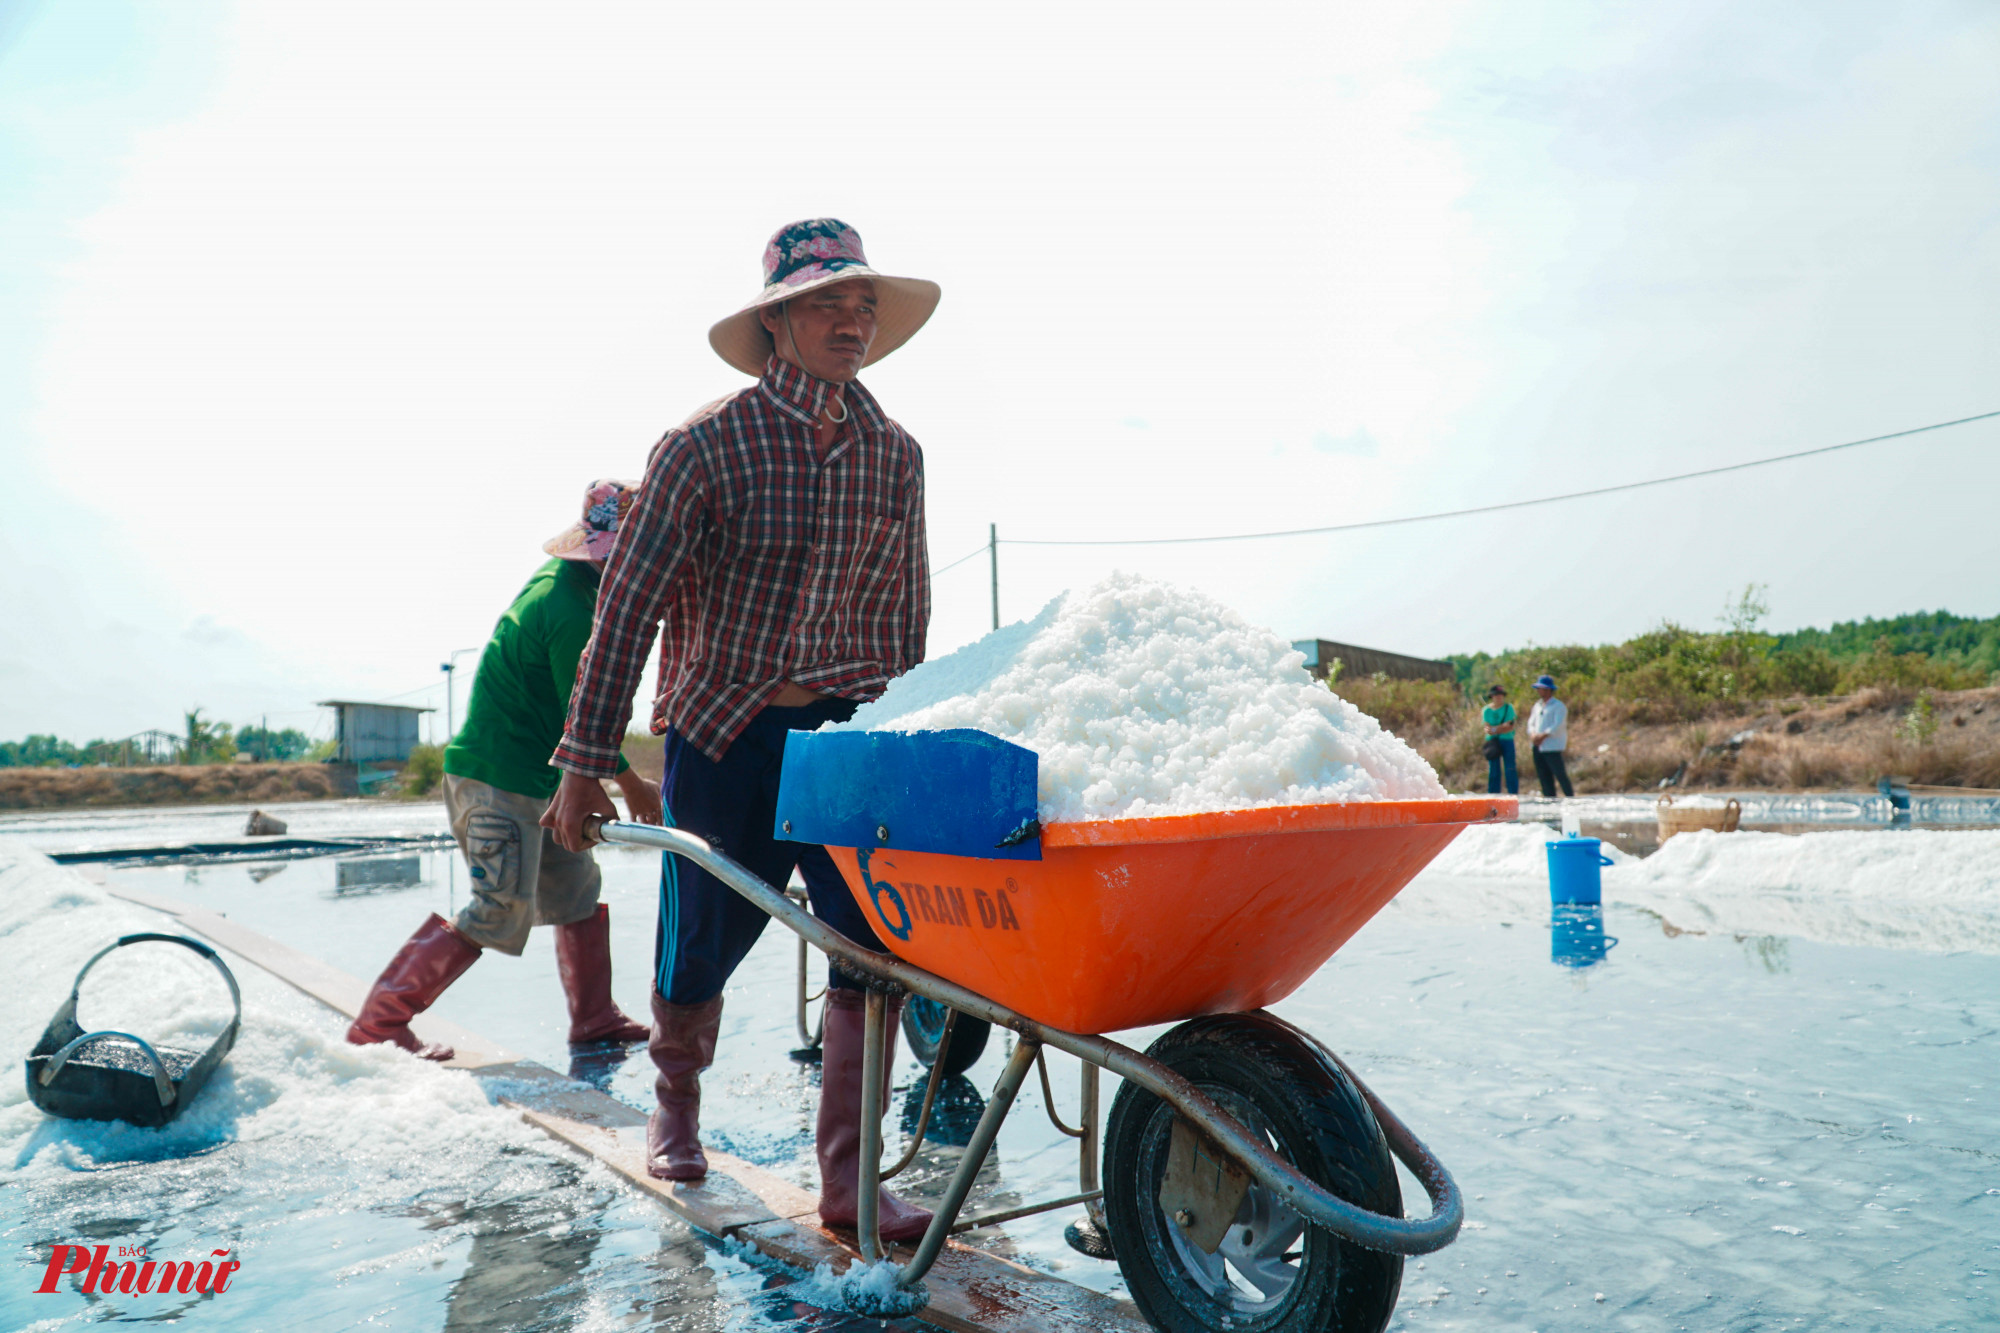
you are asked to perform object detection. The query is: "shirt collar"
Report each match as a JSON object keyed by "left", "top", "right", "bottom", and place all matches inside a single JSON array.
[{"left": 756, "top": 356, "right": 888, "bottom": 435}]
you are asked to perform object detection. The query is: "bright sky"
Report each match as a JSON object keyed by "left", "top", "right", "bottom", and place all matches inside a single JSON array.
[{"left": 3, "top": 0, "right": 1996, "bottom": 743}]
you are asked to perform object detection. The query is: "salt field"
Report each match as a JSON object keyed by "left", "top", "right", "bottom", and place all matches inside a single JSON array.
[{"left": 4, "top": 798, "right": 1998, "bottom": 1330}]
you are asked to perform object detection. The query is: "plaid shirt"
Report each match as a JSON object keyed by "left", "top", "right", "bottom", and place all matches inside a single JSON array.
[{"left": 553, "top": 357, "right": 930, "bottom": 773}]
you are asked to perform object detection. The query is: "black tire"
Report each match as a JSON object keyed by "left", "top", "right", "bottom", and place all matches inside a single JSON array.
[
  {"left": 901, "top": 996, "right": 990, "bottom": 1077},
  {"left": 1103, "top": 1013, "right": 1403, "bottom": 1333}
]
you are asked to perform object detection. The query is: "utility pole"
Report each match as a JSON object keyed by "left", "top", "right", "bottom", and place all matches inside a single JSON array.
[
  {"left": 989, "top": 523, "right": 999, "bottom": 631},
  {"left": 441, "top": 647, "right": 480, "bottom": 747}
]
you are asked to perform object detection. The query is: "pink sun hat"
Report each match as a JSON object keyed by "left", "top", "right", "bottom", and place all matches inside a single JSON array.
[
  {"left": 543, "top": 478, "right": 640, "bottom": 562},
  {"left": 708, "top": 218, "right": 941, "bottom": 377}
]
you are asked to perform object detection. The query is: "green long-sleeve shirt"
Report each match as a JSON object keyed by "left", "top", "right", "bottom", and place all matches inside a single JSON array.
[{"left": 444, "top": 558, "right": 628, "bottom": 799}]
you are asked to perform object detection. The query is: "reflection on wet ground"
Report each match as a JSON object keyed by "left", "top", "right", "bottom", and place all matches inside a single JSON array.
[
  {"left": 1519, "top": 790, "right": 2000, "bottom": 857},
  {"left": 334, "top": 855, "right": 426, "bottom": 893}
]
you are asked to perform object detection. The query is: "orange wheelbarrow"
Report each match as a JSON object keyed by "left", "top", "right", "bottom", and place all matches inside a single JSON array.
[{"left": 590, "top": 728, "right": 1514, "bottom": 1331}]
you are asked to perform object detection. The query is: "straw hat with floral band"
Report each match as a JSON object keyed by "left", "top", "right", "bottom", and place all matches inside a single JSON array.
[
  {"left": 544, "top": 478, "right": 641, "bottom": 563},
  {"left": 707, "top": 219, "right": 941, "bottom": 378}
]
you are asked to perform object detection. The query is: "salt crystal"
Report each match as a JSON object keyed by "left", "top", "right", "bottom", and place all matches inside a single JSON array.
[
  {"left": 841, "top": 573, "right": 1444, "bottom": 822},
  {"left": 791, "top": 1258, "right": 929, "bottom": 1316}
]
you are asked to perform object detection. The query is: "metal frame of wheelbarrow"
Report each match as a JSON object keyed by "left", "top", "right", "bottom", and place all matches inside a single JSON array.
[{"left": 587, "top": 817, "right": 1462, "bottom": 1300}]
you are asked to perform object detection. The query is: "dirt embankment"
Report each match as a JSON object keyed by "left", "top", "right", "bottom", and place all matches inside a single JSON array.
[
  {"left": 25, "top": 694, "right": 1985, "bottom": 811},
  {"left": 0, "top": 763, "right": 361, "bottom": 811},
  {"left": 1410, "top": 684, "right": 2000, "bottom": 793}
]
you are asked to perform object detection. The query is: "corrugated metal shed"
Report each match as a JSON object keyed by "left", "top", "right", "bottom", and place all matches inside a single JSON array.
[
  {"left": 316, "top": 700, "right": 433, "bottom": 763},
  {"left": 1291, "top": 640, "right": 1456, "bottom": 684}
]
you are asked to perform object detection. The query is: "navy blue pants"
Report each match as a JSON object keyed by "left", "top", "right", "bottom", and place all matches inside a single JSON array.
[
  {"left": 1486, "top": 738, "right": 1518, "bottom": 795},
  {"left": 1532, "top": 747, "right": 1575, "bottom": 799},
  {"left": 654, "top": 698, "right": 888, "bottom": 1005}
]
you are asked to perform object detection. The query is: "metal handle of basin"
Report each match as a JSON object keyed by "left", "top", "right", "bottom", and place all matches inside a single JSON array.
[{"left": 38, "top": 1030, "right": 178, "bottom": 1107}]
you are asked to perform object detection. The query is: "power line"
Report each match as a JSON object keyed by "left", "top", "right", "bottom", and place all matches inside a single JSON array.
[
  {"left": 930, "top": 543, "right": 989, "bottom": 576},
  {"left": 354, "top": 680, "right": 448, "bottom": 705},
  {"left": 999, "top": 408, "right": 2000, "bottom": 548}
]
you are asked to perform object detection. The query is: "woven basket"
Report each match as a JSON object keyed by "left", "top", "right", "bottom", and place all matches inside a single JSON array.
[{"left": 1657, "top": 795, "right": 1741, "bottom": 844}]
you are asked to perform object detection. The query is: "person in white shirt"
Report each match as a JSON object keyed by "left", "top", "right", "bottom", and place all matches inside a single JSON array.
[{"left": 1526, "top": 674, "right": 1575, "bottom": 798}]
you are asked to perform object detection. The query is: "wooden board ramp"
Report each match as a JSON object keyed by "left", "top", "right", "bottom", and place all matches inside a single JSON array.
[{"left": 105, "top": 883, "right": 1149, "bottom": 1333}]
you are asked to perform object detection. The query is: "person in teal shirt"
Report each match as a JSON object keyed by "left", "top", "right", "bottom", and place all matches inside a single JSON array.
[
  {"left": 347, "top": 480, "right": 662, "bottom": 1060},
  {"left": 1482, "top": 684, "right": 1519, "bottom": 795}
]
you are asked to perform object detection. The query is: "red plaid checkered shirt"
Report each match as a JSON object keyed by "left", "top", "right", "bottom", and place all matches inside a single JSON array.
[{"left": 552, "top": 357, "right": 930, "bottom": 773}]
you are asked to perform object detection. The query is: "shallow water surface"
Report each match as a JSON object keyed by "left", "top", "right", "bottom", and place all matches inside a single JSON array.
[{"left": 4, "top": 802, "right": 1996, "bottom": 1331}]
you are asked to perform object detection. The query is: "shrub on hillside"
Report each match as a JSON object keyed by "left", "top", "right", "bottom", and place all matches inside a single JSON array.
[
  {"left": 1836, "top": 639, "right": 1983, "bottom": 695},
  {"left": 400, "top": 744, "right": 444, "bottom": 798},
  {"left": 1328, "top": 675, "right": 1466, "bottom": 740}
]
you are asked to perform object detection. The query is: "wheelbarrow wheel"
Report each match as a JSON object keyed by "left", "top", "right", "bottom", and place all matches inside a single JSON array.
[
  {"left": 1103, "top": 1013, "right": 1403, "bottom": 1333},
  {"left": 900, "top": 996, "right": 990, "bottom": 1076}
]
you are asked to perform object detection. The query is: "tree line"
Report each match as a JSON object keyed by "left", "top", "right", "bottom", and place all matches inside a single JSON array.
[
  {"left": 0, "top": 710, "right": 323, "bottom": 768},
  {"left": 1445, "top": 593, "right": 1997, "bottom": 722}
]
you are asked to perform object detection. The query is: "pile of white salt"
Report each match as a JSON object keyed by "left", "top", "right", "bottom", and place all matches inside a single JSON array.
[{"left": 837, "top": 573, "right": 1444, "bottom": 822}]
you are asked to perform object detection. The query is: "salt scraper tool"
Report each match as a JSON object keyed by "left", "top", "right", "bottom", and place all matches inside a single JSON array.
[{"left": 25, "top": 934, "right": 243, "bottom": 1128}]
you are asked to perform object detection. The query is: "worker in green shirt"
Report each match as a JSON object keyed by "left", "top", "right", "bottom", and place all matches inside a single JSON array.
[
  {"left": 347, "top": 480, "right": 662, "bottom": 1060},
  {"left": 1482, "top": 684, "right": 1519, "bottom": 795}
]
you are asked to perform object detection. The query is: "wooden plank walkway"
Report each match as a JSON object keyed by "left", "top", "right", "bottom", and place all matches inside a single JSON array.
[{"left": 105, "top": 882, "right": 1149, "bottom": 1333}]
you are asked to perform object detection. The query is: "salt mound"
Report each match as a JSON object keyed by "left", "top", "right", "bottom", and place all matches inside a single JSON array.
[
  {"left": 840, "top": 572, "right": 1444, "bottom": 822},
  {"left": 1610, "top": 828, "right": 2000, "bottom": 954},
  {"left": 0, "top": 843, "right": 545, "bottom": 1178},
  {"left": 1389, "top": 823, "right": 2000, "bottom": 953}
]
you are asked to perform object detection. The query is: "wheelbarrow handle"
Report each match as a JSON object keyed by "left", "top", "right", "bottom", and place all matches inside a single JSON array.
[{"left": 588, "top": 817, "right": 1464, "bottom": 1257}]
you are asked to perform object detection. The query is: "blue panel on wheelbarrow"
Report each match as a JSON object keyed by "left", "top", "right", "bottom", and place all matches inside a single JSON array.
[{"left": 775, "top": 728, "right": 1041, "bottom": 861}]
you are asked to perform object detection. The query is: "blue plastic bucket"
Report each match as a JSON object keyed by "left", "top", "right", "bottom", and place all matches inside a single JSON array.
[{"left": 1545, "top": 834, "right": 1613, "bottom": 906}]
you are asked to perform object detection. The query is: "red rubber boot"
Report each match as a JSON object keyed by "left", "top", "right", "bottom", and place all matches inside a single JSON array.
[
  {"left": 816, "top": 989, "right": 934, "bottom": 1242},
  {"left": 646, "top": 991, "right": 724, "bottom": 1181},
  {"left": 555, "top": 905, "right": 650, "bottom": 1045},
  {"left": 346, "top": 914, "right": 480, "bottom": 1061}
]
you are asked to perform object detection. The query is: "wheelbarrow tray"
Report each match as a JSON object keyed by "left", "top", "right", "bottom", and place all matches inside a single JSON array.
[{"left": 828, "top": 796, "right": 1509, "bottom": 1034}]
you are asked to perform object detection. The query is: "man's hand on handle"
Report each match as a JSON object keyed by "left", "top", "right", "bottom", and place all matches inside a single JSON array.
[
  {"left": 613, "top": 767, "right": 665, "bottom": 827},
  {"left": 542, "top": 770, "right": 619, "bottom": 853}
]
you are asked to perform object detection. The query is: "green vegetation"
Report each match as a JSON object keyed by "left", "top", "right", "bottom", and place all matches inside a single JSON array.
[
  {"left": 181, "top": 708, "right": 235, "bottom": 764},
  {"left": 398, "top": 743, "right": 445, "bottom": 797},
  {"left": 0, "top": 735, "right": 105, "bottom": 768},
  {"left": 1776, "top": 609, "right": 2000, "bottom": 677},
  {"left": 1328, "top": 590, "right": 2000, "bottom": 793},
  {"left": 2, "top": 711, "right": 314, "bottom": 768},
  {"left": 1443, "top": 588, "right": 1994, "bottom": 725},
  {"left": 1900, "top": 691, "right": 1939, "bottom": 745},
  {"left": 232, "top": 723, "right": 315, "bottom": 762}
]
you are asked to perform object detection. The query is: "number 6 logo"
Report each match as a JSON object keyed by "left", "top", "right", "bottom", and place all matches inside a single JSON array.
[{"left": 855, "top": 848, "right": 912, "bottom": 941}]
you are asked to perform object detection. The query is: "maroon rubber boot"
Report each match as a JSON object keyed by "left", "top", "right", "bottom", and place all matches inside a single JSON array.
[
  {"left": 816, "top": 988, "right": 934, "bottom": 1242},
  {"left": 346, "top": 914, "right": 481, "bottom": 1061},
  {"left": 646, "top": 991, "right": 724, "bottom": 1181},
  {"left": 554, "top": 905, "right": 650, "bottom": 1045}
]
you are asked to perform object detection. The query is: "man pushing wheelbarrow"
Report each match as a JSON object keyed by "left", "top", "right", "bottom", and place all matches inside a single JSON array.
[{"left": 543, "top": 219, "right": 941, "bottom": 1241}]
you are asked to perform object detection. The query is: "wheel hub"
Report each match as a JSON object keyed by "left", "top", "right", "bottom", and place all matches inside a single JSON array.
[{"left": 1159, "top": 1094, "right": 1306, "bottom": 1314}]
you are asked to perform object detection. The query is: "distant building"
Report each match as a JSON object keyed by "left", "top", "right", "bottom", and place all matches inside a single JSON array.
[
  {"left": 1291, "top": 639, "right": 1455, "bottom": 684},
  {"left": 316, "top": 700, "right": 434, "bottom": 763}
]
